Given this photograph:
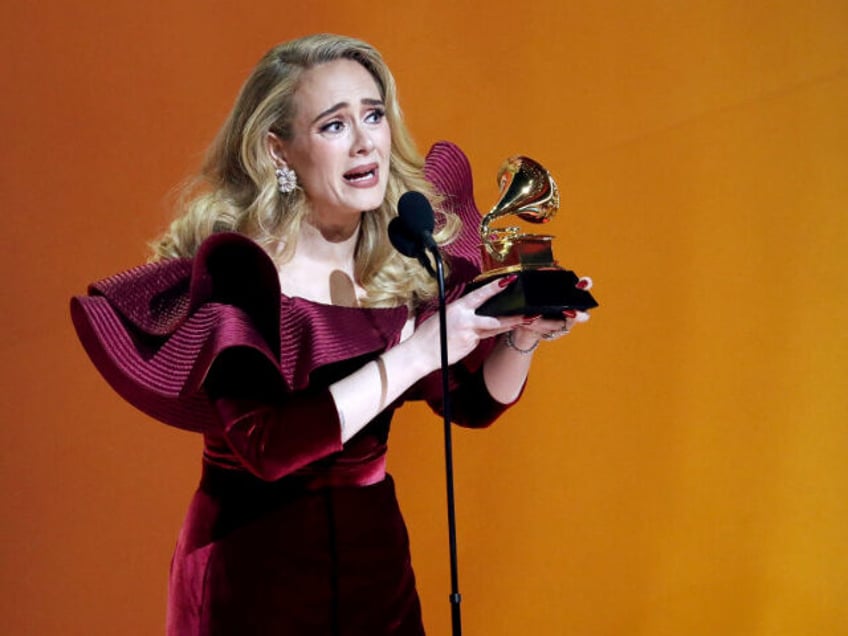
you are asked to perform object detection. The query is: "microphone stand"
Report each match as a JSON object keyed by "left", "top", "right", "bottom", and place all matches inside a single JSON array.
[
  {"left": 429, "top": 246, "right": 463, "bottom": 636},
  {"left": 389, "top": 206, "right": 462, "bottom": 634}
]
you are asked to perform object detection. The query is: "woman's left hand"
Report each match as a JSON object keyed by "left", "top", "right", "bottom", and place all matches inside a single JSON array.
[
  {"left": 483, "top": 276, "right": 593, "bottom": 402},
  {"left": 507, "top": 276, "right": 593, "bottom": 350}
]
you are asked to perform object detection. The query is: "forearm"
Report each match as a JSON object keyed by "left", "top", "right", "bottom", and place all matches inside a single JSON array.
[
  {"left": 482, "top": 331, "right": 537, "bottom": 404},
  {"left": 483, "top": 301, "right": 590, "bottom": 403},
  {"left": 330, "top": 337, "right": 436, "bottom": 443},
  {"left": 212, "top": 390, "right": 344, "bottom": 481},
  {"left": 331, "top": 277, "right": 551, "bottom": 442}
]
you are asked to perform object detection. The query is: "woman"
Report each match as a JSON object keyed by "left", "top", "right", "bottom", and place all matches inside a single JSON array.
[{"left": 71, "top": 34, "right": 589, "bottom": 635}]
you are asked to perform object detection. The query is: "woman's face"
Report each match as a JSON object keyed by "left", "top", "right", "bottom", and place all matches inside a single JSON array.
[{"left": 270, "top": 58, "right": 392, "bottom": 230}]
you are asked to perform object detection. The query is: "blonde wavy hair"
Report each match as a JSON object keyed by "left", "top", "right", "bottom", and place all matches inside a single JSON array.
[{"left": 151, "top": 33, "right": 458, "bottom": 308}]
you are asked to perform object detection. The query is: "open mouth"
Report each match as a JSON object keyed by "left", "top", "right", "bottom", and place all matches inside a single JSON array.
[{"left": 344, "top": 164, "right": 378, "bottom": 183}]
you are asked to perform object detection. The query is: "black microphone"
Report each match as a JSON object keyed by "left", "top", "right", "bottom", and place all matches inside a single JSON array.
[
  {"left": 397, "top": 191, "right": 438, "bottom": 253},
  {"left": 387, "top": 216, "right": 419, "bottom": 258},
  {"left": 389, "top": 191, "right": 439, "bottom": 277}
]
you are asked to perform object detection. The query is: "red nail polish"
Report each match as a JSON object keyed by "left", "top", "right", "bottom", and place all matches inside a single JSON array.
[
  {"left": 576, "top": 279, "right": 589, "bottom": 290},
  {"left": 498, "top": 274, "right": 518, "bottom": 288},
  {"left": 563, "top": 309, "right": 577, "bottom": 318}
]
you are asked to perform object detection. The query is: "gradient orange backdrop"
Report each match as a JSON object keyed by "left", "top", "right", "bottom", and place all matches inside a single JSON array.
[{"left": 2, "top": 2, "right": 846, "bottom": 634}]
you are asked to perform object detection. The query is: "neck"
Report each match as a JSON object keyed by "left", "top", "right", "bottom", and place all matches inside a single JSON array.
[
  {"left": 297, "top": 214, "right": 362, "bottom": 267},
  {"left": 277, "top": 214, "right": 365, "bottom": 306}
]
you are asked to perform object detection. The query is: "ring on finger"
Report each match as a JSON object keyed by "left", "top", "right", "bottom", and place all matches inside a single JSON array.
[{"left": 542, "top": 326, "right": 570, "bottom": 340}]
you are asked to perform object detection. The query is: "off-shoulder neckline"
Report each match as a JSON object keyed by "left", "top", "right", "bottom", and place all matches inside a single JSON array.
[{"left": 280, "top": 292, "right": 410, "bottom": 316}]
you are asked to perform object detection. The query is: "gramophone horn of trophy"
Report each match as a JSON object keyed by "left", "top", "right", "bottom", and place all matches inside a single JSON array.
[{"left": 473, "top": 155, "right": 599, "bottom": 317}]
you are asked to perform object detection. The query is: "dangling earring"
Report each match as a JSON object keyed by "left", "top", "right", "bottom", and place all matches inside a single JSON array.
[{"left": 275, "top": 166, "right": 297, "bottom": 194}]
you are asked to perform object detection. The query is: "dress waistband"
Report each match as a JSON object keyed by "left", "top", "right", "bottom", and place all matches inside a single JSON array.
[{"left": 200, "top": 457, "right": 387, "bottom": 498}]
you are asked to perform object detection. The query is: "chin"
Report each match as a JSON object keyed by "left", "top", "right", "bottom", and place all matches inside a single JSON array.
[{"left": 356, "top": 189, "right": 389, "bottom": 212}]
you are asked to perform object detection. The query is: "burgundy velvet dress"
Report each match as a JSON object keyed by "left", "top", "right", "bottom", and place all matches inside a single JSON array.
[{"left": 71, "top": 142, "right": 517, "bottom": 635}]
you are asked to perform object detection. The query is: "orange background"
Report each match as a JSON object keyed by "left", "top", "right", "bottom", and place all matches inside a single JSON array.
[{"left": 2, "top": 2, "right": 847, "bottom": 634}]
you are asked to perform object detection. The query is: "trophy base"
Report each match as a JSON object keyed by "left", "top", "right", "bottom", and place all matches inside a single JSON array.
[{"left": 472, "top": 268, "right": 599, "bottom": 318}]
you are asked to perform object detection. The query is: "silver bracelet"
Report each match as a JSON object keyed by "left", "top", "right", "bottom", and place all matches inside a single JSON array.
[{"left": 504, "top": 331, "right": 539, "bottom": 354}]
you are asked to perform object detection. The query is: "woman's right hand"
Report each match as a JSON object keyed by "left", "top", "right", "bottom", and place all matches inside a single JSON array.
[
  {"left": 408, "top": 275, "right": 527, "bottom": 372},
  {"left": 331, "top": 275, "right": 526, "bottom": 443}
]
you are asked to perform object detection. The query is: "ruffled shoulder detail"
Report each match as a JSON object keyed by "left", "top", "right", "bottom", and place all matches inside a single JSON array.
[
  {"left": 426, "top": 140, "right": 485, "bottom": 290},
  {"left": 411, "top": 141, "right": 486, "bottom": 326},
  {"left": 86, "top": 232, "right": 282, "bottom": 345},
  {"left": 71, "top": 141, "right": 487, "bottom": 432},
  {"left": 419, "top": 142, "right": 492, "bottom": 359},
  {"left": 71, "top": 232, "right": 407, "bottom": 432},
  {"left": 417, "top": 141, "right": 496, "bottom": 379}
]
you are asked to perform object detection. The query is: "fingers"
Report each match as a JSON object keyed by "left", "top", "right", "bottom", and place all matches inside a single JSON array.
[
  {"left": 439, "top": 279, "right": 527, "bottom": 359},
  {"left": 564, "top": 308, "right": 590, "bottom": 324},
  {"left": 479, "top": 316, "right": 528, "bottom": 339},
  {"left": 470, "top": 312, "right": 527, "bottom": 337},
  {"left": 450, "top": 273, "right": 595, "bottom": 356},
  {"left": 532, "top": 310, "right": 588, "bottom": 330},
  {"left": 527, "top": 318, "right": 571, "bottom": 342},
  {"left": 462, "top": 274, "right": 518, "bottom": 309},
  {"left": 576, "top": 276, "right": 593, "bottom": 291},
  {"left": 516, "top": 307, "right": 590, "bottom": 342}
]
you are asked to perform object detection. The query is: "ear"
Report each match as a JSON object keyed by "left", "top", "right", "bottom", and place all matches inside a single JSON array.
[{"left": 266, "top": 132, "right": 289, "bottom": 168}]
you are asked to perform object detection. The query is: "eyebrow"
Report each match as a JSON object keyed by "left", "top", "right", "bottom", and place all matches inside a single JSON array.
[{"left": 311, "top": 98, "right": 385, "bottom": 125}]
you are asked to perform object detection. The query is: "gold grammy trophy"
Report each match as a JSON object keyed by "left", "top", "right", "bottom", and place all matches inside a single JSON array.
[{"left": 474, "top": 155, "right": 598, "bottom": 317}]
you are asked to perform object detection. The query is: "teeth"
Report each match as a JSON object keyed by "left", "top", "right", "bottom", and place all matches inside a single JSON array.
[{"left": 346, "top": 169, "right": 374, "bottom": 182}]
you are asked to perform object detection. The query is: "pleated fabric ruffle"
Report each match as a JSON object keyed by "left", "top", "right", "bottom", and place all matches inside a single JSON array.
[{"left": 70, "top": 141, "right": 488, "bottom": 433}]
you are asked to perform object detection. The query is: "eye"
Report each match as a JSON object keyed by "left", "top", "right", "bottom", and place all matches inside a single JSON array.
[
  {"left": 319, "top": 120, "right": 345, "bottom": 134},
  {"left": 365, "top": 108, "right": 386, "bottom": 124}
]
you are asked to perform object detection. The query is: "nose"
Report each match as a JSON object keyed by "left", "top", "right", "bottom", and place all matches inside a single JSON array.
[{"left": 351, "top": 123, "right": 375, "bottom": 155}]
